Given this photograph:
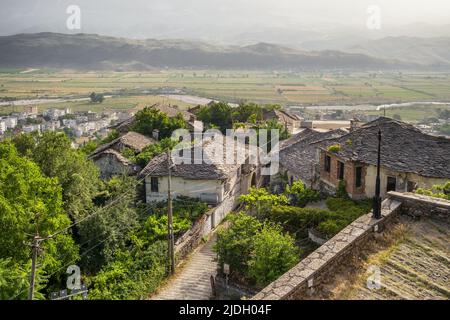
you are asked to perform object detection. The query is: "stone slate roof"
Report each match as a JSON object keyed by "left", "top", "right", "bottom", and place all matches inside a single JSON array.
[
  {"left": 318, "top": 117, "right": 450, "bottom": 178},
  {"left": 262, "top": 109, "right": 299, "bottom": 124},
  {"left": 279, "top": 128, "right": 348, "bottom": 182},
  {"left": 89, "top": 131, "right": 155, "bottom": 158},
  {"left": 150, "top": 103, "right": 194, "bottom": 121},
  {"left": 90, "top": 149, "right": 133, "bottom": 166},
  {"left": 140, "top": 137, "right": 249, "bottom": 180}
]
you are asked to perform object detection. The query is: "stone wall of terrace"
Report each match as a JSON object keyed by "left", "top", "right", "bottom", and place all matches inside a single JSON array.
[{"left": 252, "top": 192, "right": 450, "bottom": 300}]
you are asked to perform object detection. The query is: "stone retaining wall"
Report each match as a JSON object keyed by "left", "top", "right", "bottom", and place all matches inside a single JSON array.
[
  {"left": 252, "top": 192, "right": 450, "bottom": 300},
  {"left": 252, "top": 197, "right": 402, "bottom": 300},
  {"left": 174, "top": 193, "right": 238, "bottom": 262},
  {"left": 388, "top": 191, "right": 450, "bottom": 220}
]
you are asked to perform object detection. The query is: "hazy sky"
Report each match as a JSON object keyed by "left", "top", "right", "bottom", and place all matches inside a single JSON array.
[{"left": 1, "top": 0, "right": 449, "bottom": 40}]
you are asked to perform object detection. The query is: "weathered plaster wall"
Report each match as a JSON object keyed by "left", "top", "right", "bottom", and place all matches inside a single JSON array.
[
  {"left": 145, "top": 176, "right": 224, "bottom": 204},
  {"left": 364, "top": 166, "right": 448, "bottom": 198},
  {"left": 94, "top": 154, "right": 133, "bottom": 180}
]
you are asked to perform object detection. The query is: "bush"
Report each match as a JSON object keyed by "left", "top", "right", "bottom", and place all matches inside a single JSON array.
[
  {"left": 285, "top": 180, "right": 320, "bottom": 207},
  {"left": 88, "top": 241, "right": 167, "bottom": 300},
  {"left": 327, "top": 144, "right": 341, "bottom": 153},
  {"left": 214, "top": 213, "right": 261, "bottom": 275},
  {"left": 248, "top": 223, "right": 299, "bottom": 286},
  {"left": 335, "top": 180, "right": 349, "bottom": 199},
  {"left": 415, "top": 181, "right": 450, "bottom": 200},
  {"left": 240, "top": 187, "right": 289, "bottom": 216}
]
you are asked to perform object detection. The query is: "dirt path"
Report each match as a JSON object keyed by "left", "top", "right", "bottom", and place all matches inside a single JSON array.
[{"left": 150, "top": 235, "right": 218, "bottom": 300}]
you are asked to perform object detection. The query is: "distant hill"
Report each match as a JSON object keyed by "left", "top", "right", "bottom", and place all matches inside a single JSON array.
[
  {"left": 346, "top": 36, "right": 450, "bottom": 66},
  {"left": 0, "top": 33, "right": 415, "bottom": 71}
]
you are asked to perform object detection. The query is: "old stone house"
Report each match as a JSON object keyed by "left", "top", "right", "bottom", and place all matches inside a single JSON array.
[
  {"left": 89, "top": 131, "right": 155, "bottom": 179},
  {"left": 262, "top": 109, "right": 302, "bottom": 134},
  {"left": 275, "top": 128, "right": 348, "bottom": 189},
  {"left": 140, "top": 137, "right": 261, "bottom": 205},
  {"left": 317, "top": 117, "right": 450, "bottom": 199}
]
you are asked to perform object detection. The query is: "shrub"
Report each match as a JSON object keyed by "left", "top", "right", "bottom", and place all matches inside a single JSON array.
[
  {"left": 88, "top": 241, "right": 167, "bottom": 300},
  {"left": 214, "top": 213, "right": 261, "bottom": 275},
  {"left": 327, "top": 144, "right": 341, "bottom": 153},
  {"left": 415, "top": 181, "right": 450, "bottom": 200},
  {"left": 247, "top": 223, "right": 299, "bottom": 286},
  {"left": 240, "top": 187, "right": 289, "bottom": 216},
  {"left": 285, "top": 180, "right": 320, "bottom": 207},
  {"left": 335, "top": 180, "right": 350, "bottom": 199}
]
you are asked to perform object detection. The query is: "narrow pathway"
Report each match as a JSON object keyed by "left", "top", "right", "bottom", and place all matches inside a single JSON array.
[{"left": 151, "top": 234, "right": 218, "bottom": 300}]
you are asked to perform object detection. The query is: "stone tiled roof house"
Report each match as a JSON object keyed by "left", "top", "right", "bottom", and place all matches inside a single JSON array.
[
  {"left": 317, "top": 117, "right": 450, "bottom": 199},
  {"left": 262, "top": 109, "right": 302, "bottom": 134},
  {"left": 140, "top": 136, "right": 261, "bottom": 205},
  {"left": 89, "top": 131, "right": 155, "bottom": 179},
  {"left": 275, "top": 128, "right": 348, "bottom": 188}
]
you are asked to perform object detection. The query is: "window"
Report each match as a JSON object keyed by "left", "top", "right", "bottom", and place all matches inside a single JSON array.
[
  {"left": 324, "top": 155, "right": 331, "bottom": 173},
  {"left": 355, "top": 167, "right": 362, "bottom": 188},
  {"left": 407, "top": 180, "right": 416, "bottom": 192},
  {"left": 150, "top": 177, "right": 159, "bottom": 193},
  {"left": 387, "top": 176, "right": 396, "bottom": 192},
  {"left": 337, "top": 161, "right": 345, "bottom": 180}
]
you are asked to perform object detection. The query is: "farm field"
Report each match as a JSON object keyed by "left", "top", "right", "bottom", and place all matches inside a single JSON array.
[{"left": 1, "top": 69, "right": 450, "bottom": 114}]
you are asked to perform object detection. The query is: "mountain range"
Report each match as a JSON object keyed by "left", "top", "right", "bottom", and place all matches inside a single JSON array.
[{"left": 0, "top": 32, "right": 449, "bottom": 71}]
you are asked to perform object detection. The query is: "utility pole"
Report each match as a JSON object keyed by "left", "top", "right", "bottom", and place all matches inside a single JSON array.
[
  {"left": 372, "top": 128, "right": 382, "bottom": 219},
  {"left": 28, "top": 233, "right": 40, "bottom": 300},
  {"left": 167, "top": 150, "right": 175, "bottom": 275}
]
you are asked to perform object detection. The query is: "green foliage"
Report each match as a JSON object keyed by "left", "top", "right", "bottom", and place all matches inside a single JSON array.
[
  {"left": 79, "top": 140, "right": 98, "bottom": 155},
  {"left": 214, "top": 213, "right": 262, "bottom": 275},
  {"left": 214, "top": 213, "right": 298, "bottom": 287},
  {"left": 133, "top": 138, "right": 178, "bottom": 167},
  {"left": 88, "top": 241, "right": 167, "bottom": 300},
  {"left": 268, "top": 197, "right": 371, "bottom": 239},
  {"left": 253, "top": 119, "right": 289, "bottom": 142},
  {"left": 327, "top": 144, "right": 341, "bottom": 153},
  {"left": 140, "top": 215, "right": 191, "bottom": 244},
  {"left": 133, "top": 107, "right": 187, "bottom": 140},
  {"left": 232, "top": 102, "right": 263, "bottom": 123},
  {"left": 12, "top": 131, "right": 101, "bottom": 222},
  {"left": 415, "top": 181, "right": 450, "bottom": 200},
  {"left": 197, "top": 102, "right": 233, "bottom": 133},
  {"left": 90, "top": 92, "right": 104, "bottom": 103},
  {"left": 0, "top": 259, "right": 47, "bottom": 300},
  {"left": 101, "top": 130, "right": 119, "bottom": 144},
  {"left": 247, "top": 223, "right": 299, "bottom": 286},
  {"left": 77, "top": 175, "right": 139, "bottom": 273},
  {"left": 285, "top": 180, "right": 320, "bottom": 207},
  {"left": 336, "top": 180, "right": 350, "bottom": 199},
  {"left": 240, "top": 187, "right": 289, "bottom": 216},
  {"left": 0, "top": 142, "right": 79, "bottom": 291}
]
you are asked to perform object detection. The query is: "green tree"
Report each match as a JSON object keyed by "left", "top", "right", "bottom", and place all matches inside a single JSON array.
[
  {"left": 12, "top": 132, "right": 101, "bottom": 222},
  {"left": 197, "top": 102, "right": 233, "bottom": 132},
  {"left": 232, "top": 102, "right": 262, "bottom": 123},
  {"left": 133, "top": 107, "right": 186, "bottom": 139},
  {"left": 214, "top": 213, "right": 261, "bottom": 275},
  {"left": 240, "top": 187, "right": 289, "bottom": 216},
  {"left": 248, "top": 223, "right": 299, "bottom": 286},
  {"left": 0, "top": 142, "right": 79, "bottom": 294},
  {"left": 285, "top": 180, "right": 320, "bottom": 207},
  {"left": 77, "top": 175, "right": 139, "bottom": 273}
]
